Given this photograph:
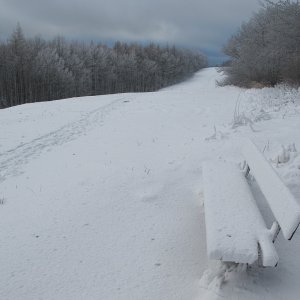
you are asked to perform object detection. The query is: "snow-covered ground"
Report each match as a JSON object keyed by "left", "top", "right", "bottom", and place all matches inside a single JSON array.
[{"left": 1, "top": 68, "right": 300, "bottom": 299}]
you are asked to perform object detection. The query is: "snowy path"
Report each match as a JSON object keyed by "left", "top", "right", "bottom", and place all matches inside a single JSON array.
[{"left": 1, "top": 68, "right": 300, "bottom": 299}]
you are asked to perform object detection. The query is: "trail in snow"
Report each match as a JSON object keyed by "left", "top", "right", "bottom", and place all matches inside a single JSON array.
[{"left": 0, "top": 96, "right": 131, "bottom": 183}]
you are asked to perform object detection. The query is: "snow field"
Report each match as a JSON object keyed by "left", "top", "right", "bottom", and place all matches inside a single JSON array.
[{"left": 1, "top": 68, "right": 300, "bottom": 299}]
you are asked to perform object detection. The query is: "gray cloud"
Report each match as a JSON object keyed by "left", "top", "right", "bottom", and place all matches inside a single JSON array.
[{"left": 0, "top": 0, "right": 260, "bottom": 63}]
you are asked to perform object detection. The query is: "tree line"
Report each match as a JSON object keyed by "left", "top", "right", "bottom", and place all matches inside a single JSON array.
[
  {"left": 221, "top": 0, "right": 300, "bottom": 87},
  {"left": 0, "top": 25, "right": 207, "bottom": 108}
]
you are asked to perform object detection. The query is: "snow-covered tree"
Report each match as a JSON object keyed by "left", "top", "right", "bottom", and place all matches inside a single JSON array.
[
  {"left": 221, "top": 0, "right": 300, "bottom": 87},
  {"left": 0, "top": 25, "right": 207, "bottom": 108}
]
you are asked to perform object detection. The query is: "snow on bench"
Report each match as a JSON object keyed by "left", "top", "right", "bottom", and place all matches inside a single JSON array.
[
  {"left": 203, "top": 139, "right": 300, "bottom": 267},
  {"left": 203, "top": 161, "right": 278, "bottom": 267},
  {"left": 242, "top": 140, "right": 300, "bottom": 241}
]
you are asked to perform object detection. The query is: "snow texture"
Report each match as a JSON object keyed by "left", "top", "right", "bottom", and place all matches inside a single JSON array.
[
  {"left": 1, "top": 68, "right": 300, "bottom": 299},
  {"left": 243, "top": 139, "right": 300, "bottom": 240},
  {"left": 203, "top": 161, "right": 278, "bottom": 267}
]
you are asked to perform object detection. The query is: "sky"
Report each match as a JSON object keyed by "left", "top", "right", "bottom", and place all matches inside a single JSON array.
[{"left": 0, "top": 0, "right": 261, "bottom": 65}]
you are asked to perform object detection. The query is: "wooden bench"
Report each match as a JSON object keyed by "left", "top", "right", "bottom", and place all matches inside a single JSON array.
[{"left": 203, "top": 139, "right": 300, "bottom": 267}]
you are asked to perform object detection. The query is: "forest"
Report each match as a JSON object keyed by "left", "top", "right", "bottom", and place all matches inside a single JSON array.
[
  {"left": 0, "top": 26, "right": 207, "bottom": 108},
  {"left": 1, "top": 0, "right": 299, "bottom": 108},
  {"left": 221, "top": 0, "right": 300, "bottom": 87}
]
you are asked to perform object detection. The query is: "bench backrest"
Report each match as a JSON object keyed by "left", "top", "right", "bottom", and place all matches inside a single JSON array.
[{"left": 243, "top": 139, "right": 300, "bottom": 240}]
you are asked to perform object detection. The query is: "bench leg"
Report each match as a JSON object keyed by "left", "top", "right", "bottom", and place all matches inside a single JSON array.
[
  {"left": 241, "top": 161, "right": 250, "bottom": 177},
  {"left": 257, "top": 243, "right": 263, "bottom": 267},
  {"left": 270, "top": 221, "right": 281, "bottom": 243},
  {"left": 257, "top": 236, "right": 279, "bottom": 267},
  {"left": 288, "top": 222, "right": 300, "bottom": 241},
  {"left": 244, "top": 165, "right": 250, "bottom": 178}
]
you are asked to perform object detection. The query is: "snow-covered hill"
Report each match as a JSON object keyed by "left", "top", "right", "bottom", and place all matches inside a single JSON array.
[{"left": 1, "top": 68, "right": 300, "bottom": 299}]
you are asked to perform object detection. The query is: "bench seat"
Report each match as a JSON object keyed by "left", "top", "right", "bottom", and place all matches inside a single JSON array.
[{"left": 203, "top": 161, "right": 278, "bottom": 267}]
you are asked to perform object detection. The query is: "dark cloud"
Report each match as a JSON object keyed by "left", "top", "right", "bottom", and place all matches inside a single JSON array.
[{"left": 0, "top": 0, "right": 260, "bottom": 63}]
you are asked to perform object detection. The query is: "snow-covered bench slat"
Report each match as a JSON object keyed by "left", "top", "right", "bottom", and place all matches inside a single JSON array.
[
  {"left": 203, "top": 161, "right": 278, "bottom": 267},
  {"left": 242, "top": 140, "right": 300, "bottom": 240},
  {"left": 203, "top": 139, "right": 300, "bottom": 267}
]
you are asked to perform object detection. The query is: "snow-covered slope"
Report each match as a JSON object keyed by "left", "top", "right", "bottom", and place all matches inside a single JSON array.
[{"left": 1, "top": 68, "right": 300, "bottom": 299}]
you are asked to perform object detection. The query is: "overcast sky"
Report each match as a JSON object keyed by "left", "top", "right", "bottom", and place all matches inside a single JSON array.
[{"left": 0, "top": 0, "right": 261, "bottom": 64}]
